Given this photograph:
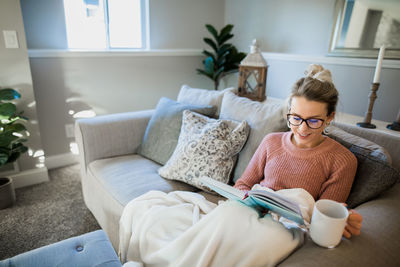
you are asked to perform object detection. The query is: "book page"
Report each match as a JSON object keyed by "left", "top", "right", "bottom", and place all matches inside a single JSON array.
[
  {"left": 249, "top": 190, "right": 302, "bottom": 215},
  {"left": 200, "top": 176, "right": 245, "bottom": 201}
]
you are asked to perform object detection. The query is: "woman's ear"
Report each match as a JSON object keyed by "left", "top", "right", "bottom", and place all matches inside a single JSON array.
[{"left": 327, "top": 111, "right": 335, "bottom": 123}]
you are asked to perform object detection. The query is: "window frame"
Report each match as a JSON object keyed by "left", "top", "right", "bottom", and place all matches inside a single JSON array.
[{"left": 64, "top": 0, "right": 149, "bottom": 50}]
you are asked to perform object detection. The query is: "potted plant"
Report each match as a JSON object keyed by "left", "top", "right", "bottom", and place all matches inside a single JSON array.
[
  {"left": 0, "top": 88, "right": 29, "bottom": 209},
  {"left": 197, "top": 24, "right": 247, "bottom": 90}
]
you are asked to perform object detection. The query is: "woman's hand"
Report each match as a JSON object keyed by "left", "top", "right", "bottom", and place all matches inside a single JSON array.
[{"left": 342, "top": 203, "right": 362, "bottom": 238}]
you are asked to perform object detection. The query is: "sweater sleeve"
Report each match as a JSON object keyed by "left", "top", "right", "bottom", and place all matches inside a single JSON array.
[
  {"left": 318, "top": 151, "right": 357, "bottom": 203},
  {"left": 234, "top": 136, "right": 269, "bottom": 191}
]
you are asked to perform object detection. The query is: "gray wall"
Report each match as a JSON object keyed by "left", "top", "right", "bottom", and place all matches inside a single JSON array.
[
  {"left": 225, "top": 0, "right": 336, "bottom": 55},
  {"left": 29, "top": 55, "right": 213, "bottom": 156},
  {"left": 20, "top": 0, "right": 225, "bottom": 50},
  {"left": 20, "top": 0, "right": 67, "bottom": 49},
  {"left": 150, "top": 0, "right": 225, "bottom": 49},
  {"left": 0, "top": 0, "right": 44, "bottom": 171},
  {"left": 18, "top": 0, "right": 400, "bottom": 160},
  {"left": 21, "top": 0, "right": 225, "bottom": 157},
  {"left": 224, "top": 0, "right": 400, "bottom": 122}
]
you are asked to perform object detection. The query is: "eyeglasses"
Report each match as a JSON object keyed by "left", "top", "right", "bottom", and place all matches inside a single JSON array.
[{"left": 286, "top": 114, "right": 325, "bottom": 129}]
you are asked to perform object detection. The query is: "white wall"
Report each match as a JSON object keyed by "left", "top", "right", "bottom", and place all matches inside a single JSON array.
[{"left": 0, "top": 0, "right": 45, "bottom": 172}]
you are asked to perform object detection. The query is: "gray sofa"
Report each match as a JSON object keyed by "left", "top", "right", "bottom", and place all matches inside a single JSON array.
[{"left": 75, "top": 88, "right": 400, "bottom": 266}]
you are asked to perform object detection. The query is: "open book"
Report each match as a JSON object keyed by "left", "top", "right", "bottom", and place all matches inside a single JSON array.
[{"left": 200, "top": 176, "right": 305, "bottom": 225}]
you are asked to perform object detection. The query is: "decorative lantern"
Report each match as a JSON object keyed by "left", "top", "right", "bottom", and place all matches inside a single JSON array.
[{"left": 237, "top": 39, "right": 268, "bottom": 102}]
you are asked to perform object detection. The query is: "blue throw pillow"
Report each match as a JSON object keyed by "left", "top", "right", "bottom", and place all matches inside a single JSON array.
[{"left": 137, "top": 97, "right": 216, "bottom": 165}]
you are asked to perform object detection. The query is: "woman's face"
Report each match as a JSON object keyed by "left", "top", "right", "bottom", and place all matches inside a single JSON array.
[{"left": 289, "top": 96, "right": 334, "bottom": 148}]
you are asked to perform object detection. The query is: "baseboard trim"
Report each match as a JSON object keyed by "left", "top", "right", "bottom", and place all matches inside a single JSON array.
[
  {"left": 45, "top": 153, "right": 79, "bottom": 170},
  {"left": 10, "top": 167, "right": 49, "bottom": 189}
]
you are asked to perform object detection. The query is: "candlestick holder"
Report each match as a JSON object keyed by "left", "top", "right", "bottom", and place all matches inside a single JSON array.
[
  {"left": 357, "top": 83, "right": 380, "bottom": 129},
  {"left": 386, "top": 109, "right": 400, "bottom": 131}
]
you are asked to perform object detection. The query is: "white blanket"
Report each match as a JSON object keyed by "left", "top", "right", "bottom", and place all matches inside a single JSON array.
[{"left": 119, "top": 187, "right": 315, "bottom": 267}]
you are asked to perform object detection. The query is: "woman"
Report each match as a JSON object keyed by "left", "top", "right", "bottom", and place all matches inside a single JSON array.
[{"left": 234, "top": 64, "right": 362, "bottom": 238}]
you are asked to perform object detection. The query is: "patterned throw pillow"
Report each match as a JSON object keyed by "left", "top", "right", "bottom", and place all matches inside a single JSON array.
[{"left": 158, "top": 110, "right": 250, "bottom": 191}]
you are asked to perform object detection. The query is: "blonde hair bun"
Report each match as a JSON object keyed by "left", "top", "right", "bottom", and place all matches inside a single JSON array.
[{"left": 304, "top": 64, "right": 333, "bottom": 84}]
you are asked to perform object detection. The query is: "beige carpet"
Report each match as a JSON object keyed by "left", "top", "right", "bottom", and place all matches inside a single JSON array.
[{"left": 0, "top": 164, "right": 101, "bottom": 260}]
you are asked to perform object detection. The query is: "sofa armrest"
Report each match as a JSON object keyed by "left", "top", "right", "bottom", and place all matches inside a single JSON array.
[{"left": 75, "top": 109, "right": 154, "bottom": 170}]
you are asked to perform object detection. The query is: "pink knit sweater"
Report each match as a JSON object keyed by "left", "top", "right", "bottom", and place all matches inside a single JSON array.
[{"left": 234, "top": 132, "right": 357, "bottom": 203}]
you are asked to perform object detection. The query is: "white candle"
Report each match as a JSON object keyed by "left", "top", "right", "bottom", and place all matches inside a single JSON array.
[{"left": 373, "top": 45, "right": 385, "bottom": 83}]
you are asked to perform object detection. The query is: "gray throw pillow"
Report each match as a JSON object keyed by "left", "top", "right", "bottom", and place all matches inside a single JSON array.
[
  {"left": 346, "top": 145, "right": 399, "bottom": 208},
  {"left": 327, "top": 125, "right": 391, "bottom": 164},
  {"left": 137, "top": 97, "right": 216, "bottom": 165}
]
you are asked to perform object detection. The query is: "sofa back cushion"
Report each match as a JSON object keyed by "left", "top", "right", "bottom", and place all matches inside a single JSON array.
[
  {"left": 138, "top": 97, "right": 216, "bottom": 165},
  {"left": 159, "top": 110, "right": 249, "bottom": 191},
  {"left": 327, "top": 125, "right": 391, "bottom": 164},
  {"left": 326, "top": 125, "right": 398, "bottom": 208},
  {"left": 177, "top": 85, "right": 236, "bottom": 117},
  {"left": 345, "top": 145, "right": 399, "bottom": 208},
  {"left": 219, "top": 92, "right": 288, "bottom": 183}
]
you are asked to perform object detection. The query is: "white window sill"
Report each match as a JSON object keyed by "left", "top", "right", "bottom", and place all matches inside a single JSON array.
[{"left": 28, "top": 49, "right": 203, "bottom": 58}]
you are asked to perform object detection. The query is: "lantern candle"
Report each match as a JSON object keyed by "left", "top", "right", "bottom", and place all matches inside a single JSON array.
[{"left": 373, "top": 45, "right": 385, "bottom": 83}]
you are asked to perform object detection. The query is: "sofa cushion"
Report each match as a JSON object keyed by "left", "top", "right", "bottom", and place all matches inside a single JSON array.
[
  {"left": 159, "top": 110, "right": 249, "bottom": 191},
  {"left": 177, "top": 84, "right": 236, "bottom": 116},
  {"left": 219, "top": 92, "right": 288, "bottom": 183},
  {"left": 88, "top": 154, "right": 198, "bottom": 206},
  {"left": 137, "top": 97, "right": 216, "bottom": 165},
  {"left": 326, "top": 125, "right": 398, "bottom": 208},
  {"left": 280, "top": 184, "right": 400, "bottom": 267},
  {"left": 327, "top": 125, "right": 391, "bottom": 164},
  {"left": 345, "top": 145, "right": 399, "bottom": 208}
]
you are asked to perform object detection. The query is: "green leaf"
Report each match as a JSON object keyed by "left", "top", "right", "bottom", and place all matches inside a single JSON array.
[
  {"left": 4, "top": 123, "right": 26, "bottom": 133},
  {"left": 205, "top": 24, "right": 218, "bottom": 41},
  {"left": 0, "top": 152, "right": 8, "bottom": 166},
  {"left": 217, "top": 44, "right": 232, "bottom": 57},
  {"left": 203, "top": 38, "right": 218, "bottom": 53},
  {"left": 11, "top": 143, "right": 28, "bottom": 153},
  {"left": 0, "top": 89, "right": 20, "bottom": 101},
  {"left": 219, "top": 24, "right": 234, "bottom": 39},
  {"left": 214, "top": 66, "right": 225, "bottom": 79},
  {"left": 218, "top": 33, "right": 234, "bottom": 45},
  {"left": 0, "top": 103, "right": 16, "bottom": 120},
  {"left": 7, "top": 152, "right": 20, "bottom": 163},
  {"left": 0, "top": 132, "right": 18, "bottom": 147},
  {"left": 196, "top": 69, "right": 214, "bottom": 81},
  {"left": 217, "top": 56, "right": 227, "bottom": 67}
]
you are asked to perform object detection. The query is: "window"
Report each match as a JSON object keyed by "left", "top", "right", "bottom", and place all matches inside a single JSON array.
[{"left": 63, "top": 0, "right": 147, "bottom": 49}]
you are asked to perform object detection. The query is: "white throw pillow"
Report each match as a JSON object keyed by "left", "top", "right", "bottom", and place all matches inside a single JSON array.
[
  {"left": 219, "top": 92, "right": 288, "bottom": 182},
  {"left": 159, "top": 110, "right": 249, "bottom": 191},
  {"left": 177, "top": 85, "right": 236, "bottom": 116}
]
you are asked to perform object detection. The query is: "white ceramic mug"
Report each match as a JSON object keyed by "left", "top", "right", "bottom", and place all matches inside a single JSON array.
[{"left": 309, "top": 199, "right": 349, "bottom": 248}]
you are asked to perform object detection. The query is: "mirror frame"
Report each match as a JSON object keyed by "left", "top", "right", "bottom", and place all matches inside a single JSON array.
[{"left": 328, "top": 0, "right": 400, "bottom": 59}]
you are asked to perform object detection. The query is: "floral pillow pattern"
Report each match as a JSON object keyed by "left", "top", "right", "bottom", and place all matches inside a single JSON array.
[{"left": 158, "top": 110, "right": 250, "bottom": 191}]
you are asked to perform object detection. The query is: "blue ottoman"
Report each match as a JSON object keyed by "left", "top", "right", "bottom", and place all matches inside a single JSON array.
[{"left": 0, "top": 230, "right": 122, "bottom": 267}]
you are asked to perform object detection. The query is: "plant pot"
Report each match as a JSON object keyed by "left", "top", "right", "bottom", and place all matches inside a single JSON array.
[{"left": 0, "top": 177, "right": 16, "bottom": 209}]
